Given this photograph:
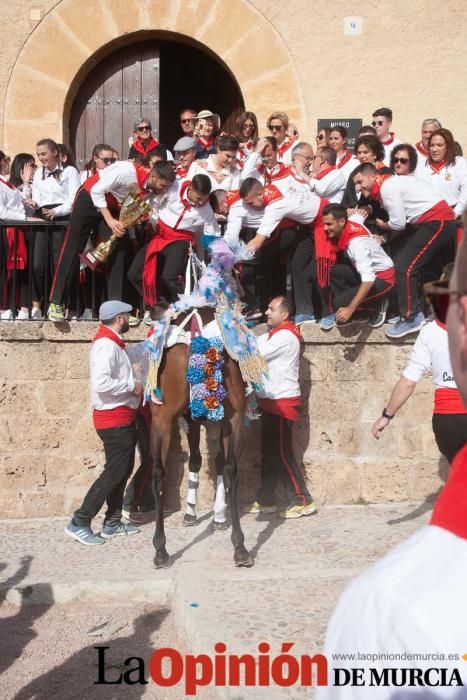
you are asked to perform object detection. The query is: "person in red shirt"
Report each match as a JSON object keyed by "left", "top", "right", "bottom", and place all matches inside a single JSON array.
[{"left": 128, "top": 117, "right": 160, "bottom": 160}]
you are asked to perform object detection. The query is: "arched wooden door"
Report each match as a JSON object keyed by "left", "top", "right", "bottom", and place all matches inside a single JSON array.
[{"left": 70, "top": 40, "right": 245, "bottom": 168}]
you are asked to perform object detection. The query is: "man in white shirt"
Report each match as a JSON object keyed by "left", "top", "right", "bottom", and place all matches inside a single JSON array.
[
  {"left": 303, "top": 146, "right": 346, "bottom": 203},
  {"left": 48, "top": 161, "right": 176, "bottom": 322},
  {"left": 414, "top": 118, "right": 442, "bottom": 167},
  {"left": 371, "top": 107, "right": 401, "bottom": 166},
  {"left": 65, "top": 300, "right": 145, "bottom": 546},
  {"left": 243, "top": 296, "right": 316, "bottom": 519},
  {"left": 317, "top": 235, "right": 467, "bottom": 699}
]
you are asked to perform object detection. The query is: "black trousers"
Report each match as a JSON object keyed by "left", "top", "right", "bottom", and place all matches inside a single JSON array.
[
  {"left": 156, "top": 240, "right": 191, "bottom": 303},
  {"left": 394, "top": 220, "right": 456, "bottom": 320},
  {"left": 329, "top": 263, "right": 395, "bottom": 312},
  {"left": 31, "top": 222, "right": 68, "bottom": 303},
  {"left": 290, "top": 226, "right": 316, "bottom": 316},
  {"left": 257, "top": 410, "right": 311, "bottom": 507},
  {"left": 49, "top": 190, "right": 104, "bottom": 305},
  {"left": 432, "top": 413, "right": 467, "bottom": 465},
  {"left": 73, "top": 422, "right": 137, "bottom": 527},
  {"left": 122, "top": 411, "right": 155, "bottom": 512},
  {"left": 127, "top": 242, "right": 149, "bottom": 302}
]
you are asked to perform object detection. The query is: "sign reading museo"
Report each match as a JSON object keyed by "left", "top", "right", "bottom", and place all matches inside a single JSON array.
[{"left": 317, "top": 119, "right": 362, "bottom": 150}]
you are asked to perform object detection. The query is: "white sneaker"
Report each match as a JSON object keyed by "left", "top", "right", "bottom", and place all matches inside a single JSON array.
[
  {"left": 143, "top": 311, "right": 153, "bottom": 326},
  {"left": 16, "top": 309, "right": 29, "bottom": 320},
  {"left": 31, "top": 308, "right": 43, "bottom": 320},
  {"left": 79, "top": 308, "right": 93, "bottom": 320},
  {"left": 0, "top": 309, "right": 13, "bottom": 320}
]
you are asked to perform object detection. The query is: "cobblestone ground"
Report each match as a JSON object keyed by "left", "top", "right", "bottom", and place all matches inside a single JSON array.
[{"left": 0, "top": 502, "right": 432, "bottom": 699}]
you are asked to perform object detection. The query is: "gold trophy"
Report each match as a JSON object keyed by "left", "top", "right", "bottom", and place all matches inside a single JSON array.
[{"left": 80, "top": 188, "right": 153, "bottom": 270}]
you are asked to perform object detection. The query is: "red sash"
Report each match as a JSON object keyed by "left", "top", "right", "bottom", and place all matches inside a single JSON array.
[
  {"left": 416, "top": 201, "right": 455, "bottom": 224},
  {"left": 132, "top": 137, "right": 160, "bottom": 155},
  {"left": 5, "top": 227, "right": 27, "bottom": 270},
  {"left": 259, "top": 396, "right": 301, "bottom": 422},
  {"left": 434, "top": 388, "right": 467, "bottom": 415},
  {"left": 431, "top": 444, "right": 467, "bottom": 538},
  {"left": 143, "top": 219, "right": 194, "bottom": 305},
  {"left": 375, "top": 267, "right": 396, "bottom": 284}
]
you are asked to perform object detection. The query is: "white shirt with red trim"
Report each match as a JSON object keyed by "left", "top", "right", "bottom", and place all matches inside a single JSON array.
[
  {"left": 256, "top": 330, "right": 300, "bottom": 400},
  {"left": 381, "top": 133, "right": 401, "bottom": 166},
  {"left": 414, "top": 142, "right": 429, "bottom": 169},
  {"left": 379, "top": 175, "right": 452, "bottom": 231},
  {"left": 402, "top": 320, "right": 457, "bottom": 389},
  {"left": 337, "top": 152, "right": 360, "bottom": 184},
  {"left": 90, "top": 329, "right": 146, "bottom": 411},
  {"left": 344, "top": 217, "right": 394, "bottom": 283},
  {"left": 32, "top": 165, "right": 81, "bottom": 216},
  {"left": 0, "top": 181, "right": 26, "bottom": 221},
  {"left": 277, "top": 138, "right": 294, "bottom": 164},
  {"left": 158, "top": 180, "right": 220, "bottom": 236},
  {"left": 89, "top": 161, "right": 147, "bottom": 209},
  {"left": 309, "top": 166, "right": 345, "bottom": 202},
  {"left": 256, "top": 185, "right": 322, "bottom": 238},
  {"left": 187, "top": 155, "right": 241, "bottom": 192},
  {"left": 223, "top": 200, "right": 265, "bottom": 247},
  {"left": 240, "top": 151, "right": 290, "bottom": 186},
  {"left": 415, "top": 156, "right": 467, "bottom": 217}
]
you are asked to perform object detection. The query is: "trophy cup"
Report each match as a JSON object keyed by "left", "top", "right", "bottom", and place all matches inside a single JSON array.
[{"left": 80, "top": 190, "right": 153, "bottom": 270}]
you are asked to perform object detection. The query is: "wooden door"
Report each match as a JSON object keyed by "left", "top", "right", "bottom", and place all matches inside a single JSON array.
[{"left": 70, "top": 43, "right": 160, "bottom": 168}]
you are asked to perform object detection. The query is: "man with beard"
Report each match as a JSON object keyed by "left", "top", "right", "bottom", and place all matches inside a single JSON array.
[{"left": 65, "top": 300, "right": 146, "bottom": 545}]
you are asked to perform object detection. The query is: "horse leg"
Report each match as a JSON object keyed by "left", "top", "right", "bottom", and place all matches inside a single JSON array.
[
  {"left": 184, "top": 418, "right": 201, "bottom": 526},
  {"left": 222, "top": 413, "right": 253, "bottom": 567},
  {"left": 151, "top": 414, "right": 172, "bottom": 568},
  {"left": 213, "top": 427, "right": 228, "bottom": 531}
]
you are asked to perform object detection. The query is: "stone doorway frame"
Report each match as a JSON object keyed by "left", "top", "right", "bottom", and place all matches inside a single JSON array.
[{"left": 2, "top": 0, "right": 306, "bottom": 156}]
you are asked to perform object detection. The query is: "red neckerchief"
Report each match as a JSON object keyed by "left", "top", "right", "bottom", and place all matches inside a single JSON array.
[
  {"left": 429, "top": 159, "right": 448, "bottom": 173},
  {"left": 269, "top": 321, "right": 303, "bottom": 342},
  {"left": 370, "top": 173, "right": 393, "bottom": 200},
  {"left": 337, "top": 220, "right": 369, "bottom": 252},
  {"left": 197, "top": 137, "right": 216, "bottom": 150},
  {"left": 93, "top": 324, "right": 126, "bottom": 350},
  {"left": 176, "top": 164, "right": 190, "bottom": 178},
  {"left": 179, "top": 180, "right": 193, "bottom": 208},
  {"left": 315, "top": 165, "right": 336, "bottom": 181},
  {"left": 258, "top": 161, "right": 289, "bottom": 184},
  {"left": 431, "top": 444, "right": 467, "bottom": 539},
  {"left": 375, "top": 161, "right": 386, "bottom": 170},
  {"left": 288, "top": 168, "right": 307, "bottom": 184},
  {"left": 435, "top": 319, "right": 447, "bottom": 331},
  {"left": 133, "top": 163, "right": 151, "bottom": 189},
  {"left": 277, "top": 139, "right": 292, "bottom": 158},
  {"left": 132, "top": 137, "right": 159, "bottom": 155},
  {"left": 415, "top": 141, "right": 428, "bottom": 157},
  {"left": 381, "top": 132, "right": 396, "bottom": 146},
  {"left": 337, "top": 150, "right": 353, "bottom": 168},
  {"left": 261, "top": 184, "right": 283, "bottom": 206},
  {"left": 225, "top": 189, "right": 241, "bottom": 207}
]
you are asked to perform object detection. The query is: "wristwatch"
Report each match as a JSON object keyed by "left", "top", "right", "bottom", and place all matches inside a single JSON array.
[{"left": 382, "top": 408, "right": 394, "bottom": 420}]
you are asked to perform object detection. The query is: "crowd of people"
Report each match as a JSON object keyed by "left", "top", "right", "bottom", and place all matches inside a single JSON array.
[{"left": 0, "top": 106, "right": 465, "bottom": 339}]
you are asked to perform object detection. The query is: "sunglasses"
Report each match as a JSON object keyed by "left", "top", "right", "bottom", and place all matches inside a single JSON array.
[
  {"left": 137, "top": 126, "right": 151, "bottom": 132},
  {"left": 371, "top": 120, "right": 385, "bottom": 127},
  {"left": 393, "top": 157, "right": 409, "bottom": 164},
  {"left": 99, "top": 157, "right": 117, "bottom": 164},
  {"left": 424, "top": 279, "right": 463, "bottom": 324},
  {"left": 317, "top": 134, "right": 326, "bottom": 140},
  {"left": 181, "top": 118, "right": 192, "bottom": 124},
  {"left": 269, "top": 125, "right": 284, "bottom": 131}
]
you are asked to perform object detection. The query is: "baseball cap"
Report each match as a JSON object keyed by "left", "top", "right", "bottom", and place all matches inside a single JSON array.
[
  {"left": 99, "top": 300, "right": 132, "bottom": 321},
  {"left": 173, "top": 136, "right": 197, "bottom": 152}
]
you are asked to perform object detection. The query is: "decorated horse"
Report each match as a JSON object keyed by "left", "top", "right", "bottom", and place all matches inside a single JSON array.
[{"left": 143, "top": 239, "right": 267, "bottom": 568}]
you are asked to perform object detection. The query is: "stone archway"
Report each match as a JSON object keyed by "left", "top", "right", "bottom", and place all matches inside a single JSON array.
[{"left": 2, "top": 0, "right": 306, "bottom": 156}]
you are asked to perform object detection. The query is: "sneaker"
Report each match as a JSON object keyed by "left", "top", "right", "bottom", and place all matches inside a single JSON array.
[
  {"left": 320, "top": 313, "right": 336, "bottom": 331},
  {"left": 17, "top": 309, "right": 29, "bottom": 320},
  {"left": 79, "top": 308, "right": 93, "bottom": 321},
  {"left": 64, "top": 519, "right": 105, "bottom": 545},
  {"left": 128, "top": 315, "right": 141, "bottom": 327},
  {"left": 368, "top": 298, "right": 389, "bottom": 328},
  {"left": 48, "top": 303, "right": 65, "bottom": 322},
  {"left": 143, "top": 311, "right": 153, "bottom": 326},
  {"left": 0, "top": 309, "right": 13, "bottom": 320},
  {"left": 385, "top": 312, "right": 425, "bottom": 339},
  {"left": 387, "top": 315, "right": 400, "bottom": 325},
  {"left": 242, "top": 500, "right": 278, "bottom": 514},
  {"left": 278, "top": 502, "right": 318, "bottom": 519},
  {"left": 31, "top": 308, "right": 43, "bottom": 320},
  {"left": 295, "top": 314, "right": 316, "bottom": 325},
  {"left": 100, "top": 521, "right": 141, "bottom": 538}
]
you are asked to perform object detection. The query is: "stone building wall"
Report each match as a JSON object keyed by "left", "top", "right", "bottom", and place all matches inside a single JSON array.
[
  {"left": 0, "top": 0, "right": 465, "bottom": 155},
  {"left": 0, "top": 322, "right": 446, "bottom": 519}
]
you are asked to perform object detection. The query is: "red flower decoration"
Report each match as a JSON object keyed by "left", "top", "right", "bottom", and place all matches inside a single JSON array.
[
  {"left": 206, "top": 347, "right": 220, "bottom": 362},
  {"left": 204, "top": 396, "right": 219, "bottom": 410},
  {"left": 205, "top": 364, "right": 215, "bottom": 377},
  {"left": 205, "top": 378, "right": 218, "bottom": 392}
]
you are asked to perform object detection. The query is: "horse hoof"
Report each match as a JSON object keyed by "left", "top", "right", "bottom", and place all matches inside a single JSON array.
[
  {"left": 154, "top": 550, "right": 170, "bottom": 568},
  {"left": 183, "top": 513, "right": 198, "bottom": 527},
  {"left": 212, "top": 520, "right": 229, "bottom": 532},
  {"left": 234, "top": 545, "right": 254, "bottom": 567}
]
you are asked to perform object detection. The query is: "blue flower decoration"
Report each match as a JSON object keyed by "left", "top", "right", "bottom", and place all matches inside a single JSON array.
[
  {"left": 191, "top": 336, "right": 210, "bottom": 353},
  {"left": 210, "top": 337, "right": 224, "bottom": 351},
  {"left": 208, "top": 405, "right": 224, "bottom": 421},
  {"left": 186, "top": 367, "right": 205, "bottom": 384},
  {"left": 190, "top": 399, "right": 206, "bottom": 418}
]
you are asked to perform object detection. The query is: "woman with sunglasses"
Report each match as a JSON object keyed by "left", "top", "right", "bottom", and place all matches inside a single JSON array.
[
  {"left": 266, "top": 111, "right": 293, "bottom": 163},
  {"left": 372, "top": 265, "right": 467, "bottom": 465},
  {"left": 316, "top": 128, "right": 331, "bottom": 149},
  {"left": 128, "top": 118, "right": 160, "bottom": 160},
  {"left": 80, "top": 144, "right": 116, "bottom": 184},
  {"left": 416, "top": 128, "right": 467, "bottom": 220},
  {"left": 329, "top": 126, "right": 359, "bottom": 184},
  {"left": 390, "top": 144, "right": 418, "bottom": 176},
  {"left": 235, "top": 111, "right": 258, "bottom": 162}
]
